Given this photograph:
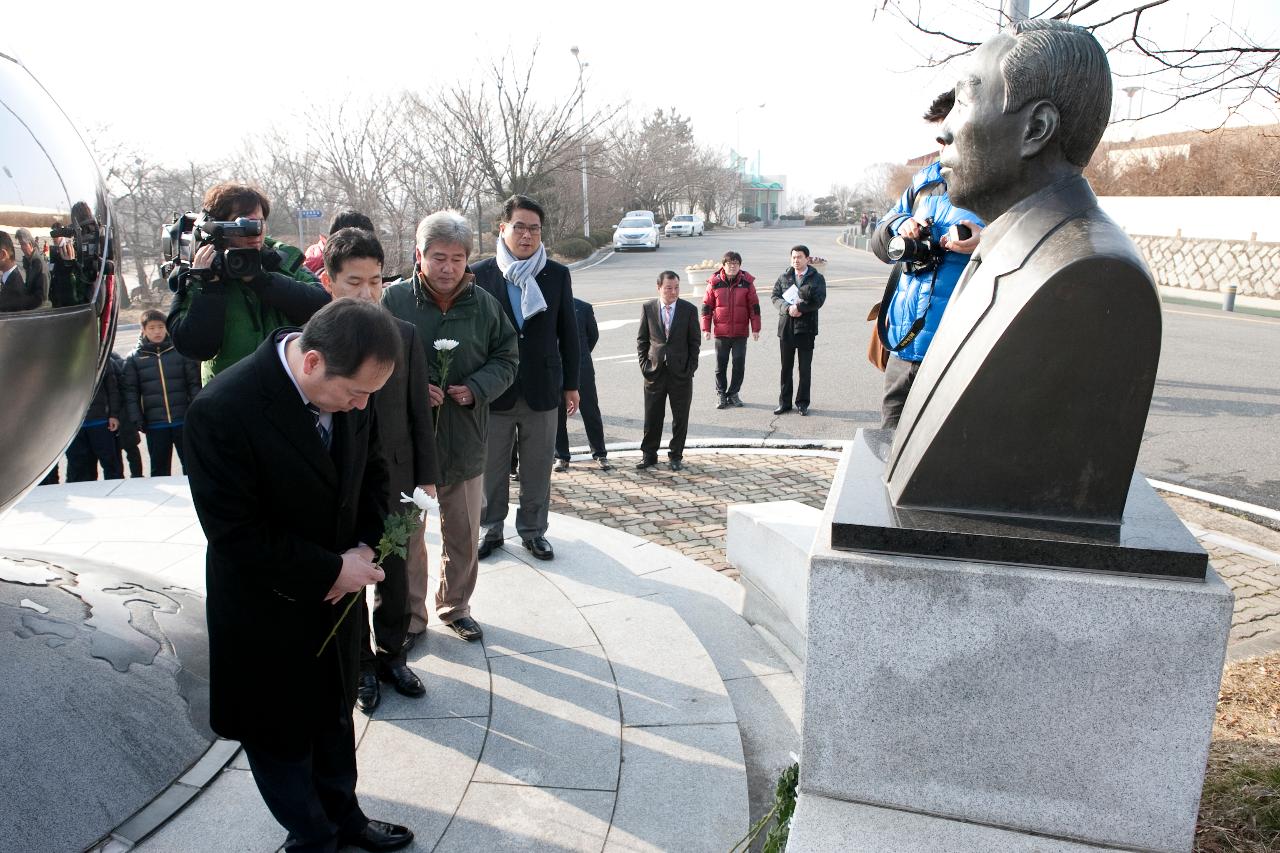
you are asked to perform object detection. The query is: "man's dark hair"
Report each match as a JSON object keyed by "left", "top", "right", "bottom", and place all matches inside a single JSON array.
[
  {"left": 324, "top": 228, "right": 385, "bottom": 277},
  {"left": 298, "top": 297, "right": 401, "bottom": 378},
  {"left": 924, "top": 90, "right": 955, "bottom": 123},
  {"left": 329, "top": 209, "right": 375, "bottom": 236},
  {"left": 140, "top": 309, "right": 167, "bottom": 327},
  {"left": 202, "top": 182, "right": 271, "bottom": 221},
  {"left": 0, "top": 231, "right": 13, "bottom": 260},
  {"left": 1002, "top": 19, "right": 1111, "bottom": 167},
  {"left": 656, "top": 270, "right": 680, "bottom": 285},
  {"left": 501, "top": 194, "right": 546, "bottom": 225},
  {"left": 790, "top": 245, "right": 810, "bottom": 258},
  {"left": 722, "top": 251, "right": 742, "bottom": 264}
]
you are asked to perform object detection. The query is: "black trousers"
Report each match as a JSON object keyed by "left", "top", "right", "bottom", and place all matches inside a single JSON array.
[
  {"left": 241, "top": 694, "right": 366, "bottom": 853},
  {"left": 66, "top": 424, "right": 123, "bottom": 482},
  {"left": 641, "top": 369, "right": 693, "bottom": 461},
  {"left": 713, "top": 336, "right": 748, "bottom": 396},
  {"left": 361, "top": 553, "right": 408, "bottom": 670},
  {"left": 145, "top": 425, "right": 185, "bottom": 476},
  {"left": 880, "top": 357, "right": 922, "bottom": 429},
  {"left": 556, "top": 367, "right": 607, "bottom": 460},
  {"left": 779, "top": 332, "right": 815, "bottom": 409}
]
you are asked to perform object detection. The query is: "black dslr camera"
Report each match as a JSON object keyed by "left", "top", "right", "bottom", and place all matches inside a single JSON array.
[
  {"left": 162, "top": 212, "right": 265, "bottom": 280},
  {"left": 886, "top": 218, "right": 971, "bottom": 275}
]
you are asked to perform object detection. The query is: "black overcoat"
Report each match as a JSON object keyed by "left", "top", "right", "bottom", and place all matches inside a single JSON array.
[{"left": 183, "top": 331, "right": 389, "bottom": 743}]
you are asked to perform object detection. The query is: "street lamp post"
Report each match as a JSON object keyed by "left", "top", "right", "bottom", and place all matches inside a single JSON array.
[{"left": 571, "top": 46, "right": 590, "bottom": 239}]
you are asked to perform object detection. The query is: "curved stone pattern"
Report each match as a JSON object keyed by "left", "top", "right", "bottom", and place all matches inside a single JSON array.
[
  {"left": 0, "top": 552, "right": 211, "bottom": 852},
  {"left": 0, "top": 52, "right": 119, "bottom": 515}
]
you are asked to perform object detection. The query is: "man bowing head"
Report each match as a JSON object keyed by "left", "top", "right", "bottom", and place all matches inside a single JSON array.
[{"left": 184, "top": 298, "right": 415, "bottom": 852}]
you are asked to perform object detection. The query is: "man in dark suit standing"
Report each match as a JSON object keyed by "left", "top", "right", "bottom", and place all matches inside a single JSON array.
[
  {"left": 554, "top": 297, "right": 611, "bottom": 471},
  {"left": 0, "top": 231, "right": 39, "bottom": 312},
  {"left": 317, "top": 228, "right": 439, "bottom": 714},
  {"left": 15, "top": 229, "right": 47, "bottom": 305},
  {"left": 771, "top": 245, "right": 827, "bottom": 416},
  {"left": 184, "top": 298, "right": 414, "bottom": 853},
  {"left": 636, "top": 270, "right": 700, "bottom": 471},
  {"left": 472, "top": 195, "right": 580, "bottom": 562}
]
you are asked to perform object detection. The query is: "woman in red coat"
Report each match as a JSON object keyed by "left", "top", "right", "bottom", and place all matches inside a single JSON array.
[{"left": 700, "top": 251, "right": 761, "bottom": 408}]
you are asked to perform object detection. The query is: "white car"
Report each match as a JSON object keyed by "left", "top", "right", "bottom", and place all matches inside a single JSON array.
[
  {"left": 626, "top": 210, "right": 657, "bottom": 225},
  {"left": 664, "top": 214, "right": 704, "bottom": 237},
  {"left": 613, "top": 217, "right": 660, "bottom": 251}
]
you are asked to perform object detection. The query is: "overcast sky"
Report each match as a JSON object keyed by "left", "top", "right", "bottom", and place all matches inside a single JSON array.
[{"left": 9, "top": 0, "right": 1280, "bottom": 201}]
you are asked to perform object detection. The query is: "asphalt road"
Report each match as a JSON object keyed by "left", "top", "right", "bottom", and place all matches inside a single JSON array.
[{"left": 566, "top": 225, "right": 1280, "bottom": 512}]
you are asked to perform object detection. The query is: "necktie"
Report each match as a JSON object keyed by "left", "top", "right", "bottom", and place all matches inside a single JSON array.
[
  {"left": 307, "top": 403, "right": 332, "bottom": 450},
  {"left": 663, "top": 304, "right": 672, "bottom": 334}
]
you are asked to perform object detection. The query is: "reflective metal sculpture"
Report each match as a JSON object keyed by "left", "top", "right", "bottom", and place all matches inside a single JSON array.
[{"left": 0, "top": 50, "right": 118, "bottom": 514}]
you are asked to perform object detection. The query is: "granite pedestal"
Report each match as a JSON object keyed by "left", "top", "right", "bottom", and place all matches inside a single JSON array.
[{"left": 790, "top": 441, "right": 1233, "bottom": 852}]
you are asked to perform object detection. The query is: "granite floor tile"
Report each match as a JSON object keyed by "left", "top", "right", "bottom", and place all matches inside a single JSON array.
[{"left": 437, "top": 782, "right": 614, "bottom": 852}]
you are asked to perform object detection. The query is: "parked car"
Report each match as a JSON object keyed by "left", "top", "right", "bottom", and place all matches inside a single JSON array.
[
  {"left": 625, "top": 210, "right": 657, "bottom": 225},
  {"left": 664, "top": 214, "right": 704, "bottom": 237},
  {"left": 613, "top": 216, "right": 660, "bottom": 252}
]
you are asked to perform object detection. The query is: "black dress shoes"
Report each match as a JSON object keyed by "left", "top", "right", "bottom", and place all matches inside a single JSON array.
[
  {"left": 730, "top": 393, "right": 744, "bottom": 407},
  {"left": 356, "top": 671, "right": 381, "bottom": 714},
  {"left": 478, "top": 537, "right": 502, "bottom": 559},
  {"left": 401, "top": 630, "right": 423, "bottom": 654},
  {"left": 340, "top": 819, "right": 414, "bottom": 852},
  {"left": 554, "top": 458, "right": 570, "bottom": 472},
  {"left": 635, "top": 457, "right": 657, "bottom": 470},
  {"left": 595, "top": 457, "right": 612, "bottom": 471},
  {"left": 522, "top": 536, "right": 554, "bottom": 560},
  {"left": 445, "top": 615, "right": 484, "bottom": 642},
  {"left": 669, "top": 459, "right": 684, "bottom": 471},
  {"left": 377, "top": 661, "right": 425, "bottom": 697},
  {"left": 798, "top": 406, "right": 809, "bottom": 416},
  {"left": 773, "top": 405, "right": 792, "bottom": 415}
]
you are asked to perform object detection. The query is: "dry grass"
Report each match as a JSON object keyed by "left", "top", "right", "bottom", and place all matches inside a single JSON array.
[{"left": 1196, "top": 652, "right": 1280, "bottom": 852}]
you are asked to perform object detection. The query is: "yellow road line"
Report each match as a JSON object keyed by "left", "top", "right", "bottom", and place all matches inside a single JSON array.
[{"left": 1164, "top": 308, "right": 1279, "bottom": 325}]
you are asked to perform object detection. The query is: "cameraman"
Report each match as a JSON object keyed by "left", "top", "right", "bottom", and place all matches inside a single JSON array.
[
  {"left": 167, "top": 182, "right": 329, "bottom": 381},
  {"left": 870, "top": 90, "right": 983, "bottom": 429}
]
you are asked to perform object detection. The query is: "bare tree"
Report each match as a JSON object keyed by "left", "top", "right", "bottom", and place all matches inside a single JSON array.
[
  {"left": 830, "top": 183, "right": 858, "bottom": 222},
  {"left": 874, "top": 0, "right": 1279, "bottom": 122}
]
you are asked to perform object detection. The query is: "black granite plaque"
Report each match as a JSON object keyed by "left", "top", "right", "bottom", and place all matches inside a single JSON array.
[{"left": 832, "top": 430, "right": 1208, "bottom": 580}]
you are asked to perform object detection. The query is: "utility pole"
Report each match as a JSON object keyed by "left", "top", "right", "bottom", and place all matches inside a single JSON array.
[{"left": 571, "top": 46, "right": 590, "bottom": 239}]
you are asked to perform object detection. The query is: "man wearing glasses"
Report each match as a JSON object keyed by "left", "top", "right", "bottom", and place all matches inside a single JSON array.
[{"left": 472, "top": 195, "right": 580, "bottom": 567}]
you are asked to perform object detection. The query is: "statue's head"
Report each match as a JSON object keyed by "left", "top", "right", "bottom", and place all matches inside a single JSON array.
[{"left": 938, "top": 19, "right": 1111, "bottom": 222}]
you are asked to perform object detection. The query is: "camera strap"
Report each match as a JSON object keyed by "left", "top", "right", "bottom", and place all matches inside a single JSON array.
[{"left": 876, "top": 263, "right": 941, "bottom": 353}]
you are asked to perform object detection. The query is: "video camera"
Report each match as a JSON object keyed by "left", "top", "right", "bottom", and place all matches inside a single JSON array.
[
  {"left": 886, "top": 218, "right": 971, "bottom": 275},
  {"left": 161, "top": 212, "right": 265, "bottom": 280}
]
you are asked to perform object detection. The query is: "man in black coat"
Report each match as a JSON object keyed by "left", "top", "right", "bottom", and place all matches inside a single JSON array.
[
  {"left": 0, "top": 230, "right": 39, "bottom": 312},
  {"left": 183, "top": 298, "right": 414, "bottom": 853},
  {"left": 636, "top": 271, "right": 700, "bottom": 471},
  {"left": 554, "top": 297, "right": 611, "bottom": 471},
  {"left": 15, "top": 229, "right": 48, "bottom": 305},
  {"left": 472, "top": 195, "right": 580, "bottom": 564},
  {"left": 771, "top": 245, "right": 827, "bottom": 416},
  {"left": 318, "top": 227, "right": 440, "bottom": 713}
]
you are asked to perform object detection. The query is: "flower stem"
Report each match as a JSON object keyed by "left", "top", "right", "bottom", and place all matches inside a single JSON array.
[{"left": 316, "top": 590, "right": 361, "bottom": 658}]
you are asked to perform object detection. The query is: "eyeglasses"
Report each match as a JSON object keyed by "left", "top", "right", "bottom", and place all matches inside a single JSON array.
[{"left": 509, "top": 223, "right": 542, "bottom": 235}]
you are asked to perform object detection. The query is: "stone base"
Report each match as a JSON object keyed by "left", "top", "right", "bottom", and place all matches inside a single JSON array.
[
  {"left": 799, "top": 479, "right": 1233, "bottom": 851},
  {"left": 727, "top": 500, "right": 819, "bottom": 662},
  {"left": 787, "top": 793, "right": 1114, "bottom": 852}
]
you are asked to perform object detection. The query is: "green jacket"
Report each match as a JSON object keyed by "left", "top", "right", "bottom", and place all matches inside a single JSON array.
[
  {"left": 168, "top": 238, "right": 327, "bottom": 384},
  {"left": 382, "top": 274, "right": 519, "bottom": 486}
]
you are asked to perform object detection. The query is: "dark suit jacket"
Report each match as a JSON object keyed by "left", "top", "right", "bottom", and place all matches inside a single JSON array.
[
  {"left": 22, "top": 254, "right": 47, "bottom": 304},
  {"left": 0, "top": 267, "right": 39, "bottom": 312},
  {"left": 471, "top": 256, "right": 580, "bottom": 412},
  {"left": 184, "top": 331, "right": 389, "bottom": 743},
  {"left": 573, "top": 297, "right": 599, "bottom": 373},
  {"left": 375, "top": 318, "right": 439, "bottom": 499},
  {"left": 637, "top": 298, "right": 700, "bottom": 382}
]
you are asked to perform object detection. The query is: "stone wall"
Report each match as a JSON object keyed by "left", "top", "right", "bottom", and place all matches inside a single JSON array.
[{"left": 1132, "top": 234, "right": 1280, "bottom": 299}]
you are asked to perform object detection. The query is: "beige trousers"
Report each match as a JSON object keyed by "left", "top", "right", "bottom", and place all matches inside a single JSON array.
[{"left": 407, "top": 473, "right": 483, "bottom": 631}]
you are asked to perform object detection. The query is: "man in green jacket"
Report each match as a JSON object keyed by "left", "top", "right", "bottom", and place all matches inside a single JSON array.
[
  {"left": 167, "top": 182, "right": 329, "bottom": 383},
  {"left": 382, "top": 210, "right": 518, "bottom": 645}
]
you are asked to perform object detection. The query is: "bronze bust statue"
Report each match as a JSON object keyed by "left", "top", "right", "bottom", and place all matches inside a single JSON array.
[{"left": 885, "top": 20, "right": 1161, "bottom": 524}]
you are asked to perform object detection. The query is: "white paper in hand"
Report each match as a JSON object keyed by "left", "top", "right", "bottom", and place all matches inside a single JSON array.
[{"left": 782, "top": 284, "right": 800, "bottom": 305}]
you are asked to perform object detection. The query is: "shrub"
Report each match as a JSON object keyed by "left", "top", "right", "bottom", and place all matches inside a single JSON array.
[
  {"left": 738, "top": 213, "right": 760, "bottom": 224},
  {"left": 555, "top": 237, "right": 595, "bottom": 260},
  {"left": 589, "top": 228, "right": 614, "bottom": 248},
  {"left": 779, "top": 214, "right": 806, "bottom": 221}
]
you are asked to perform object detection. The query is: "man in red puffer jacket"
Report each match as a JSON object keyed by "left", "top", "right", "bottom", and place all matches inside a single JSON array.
[{"left": 701, "top": 251, "right": 761, "bottom": 409}]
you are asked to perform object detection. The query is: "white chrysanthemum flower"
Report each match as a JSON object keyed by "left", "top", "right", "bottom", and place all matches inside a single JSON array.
[
  {"left": 433, "top": 339, "right": 460, "bottom": 351},
  {"left": 399, "top": 487, "right": 439, "bottom": 513}
]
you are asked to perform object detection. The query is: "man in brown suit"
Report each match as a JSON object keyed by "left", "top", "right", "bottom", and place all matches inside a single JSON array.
[{"left": 636, "top": 270, "right": 700, "bottom": 471}]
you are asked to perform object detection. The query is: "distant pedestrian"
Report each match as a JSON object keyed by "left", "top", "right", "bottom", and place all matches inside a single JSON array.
[
  {"left": 123, "top": 310, "right": 202, "bottom": 476},
  {"left": 66, "top": 361, "right": 124, "bottom": 482},
  {"left": 771, "top": 245, "right": 827, "bottom": 416},
  {"left": 555, "top": 298, "right": 611, "bottom": 471},
  {"left": 111, "top": 353, "right": 144, "bottom": 477},
  {"left": 636, "top": 271, "right": 700, "bottom": 471},
  {"left": 700, "top": 251, "right": 761, "bottom": 409}
]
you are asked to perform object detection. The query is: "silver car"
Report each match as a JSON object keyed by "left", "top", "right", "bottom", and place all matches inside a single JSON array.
[
  {"left": 664, "top": 214, "right": 705, "bottom": 237},
  {"left": 613, "top": 217, "right": 661, "bottom": 251}
]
